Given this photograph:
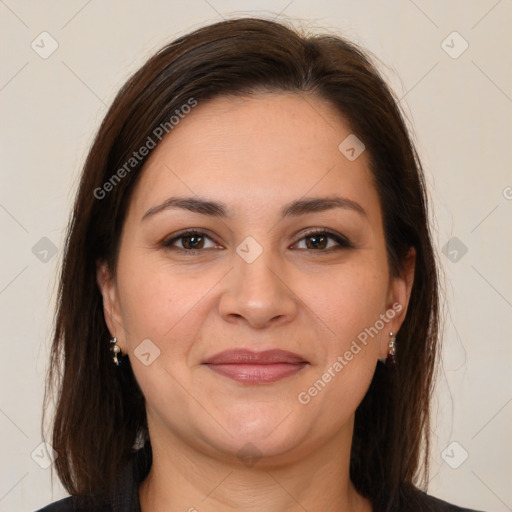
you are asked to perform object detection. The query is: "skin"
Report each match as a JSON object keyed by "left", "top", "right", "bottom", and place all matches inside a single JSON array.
[{"left": 97, "top": 92, "right": 415, "bottom": 512}]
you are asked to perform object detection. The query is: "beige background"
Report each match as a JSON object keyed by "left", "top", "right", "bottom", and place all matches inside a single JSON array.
[{"left": 1, "top": 1, "right": 511, "bottom": 511}]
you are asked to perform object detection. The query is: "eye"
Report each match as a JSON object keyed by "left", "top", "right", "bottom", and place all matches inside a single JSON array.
[
  {"left": 162, "top": 228, "right": 354, "bottom": 254},
  {"left": 162, "top": 229, "right": 220, "bottom": 252},
  {"left": 292, "top": 229, "right": 354, "bottom": 252}
]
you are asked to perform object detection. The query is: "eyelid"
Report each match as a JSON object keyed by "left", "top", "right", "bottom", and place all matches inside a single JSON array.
[
  {"left": 162, "top": 228, "right": 221, "bottom": 250},
  {"left": 162, "top": 227, "right": 354, "bottom": 252},
  {"left": 293, "top": 228, "right": 355, "bottom": 250}
]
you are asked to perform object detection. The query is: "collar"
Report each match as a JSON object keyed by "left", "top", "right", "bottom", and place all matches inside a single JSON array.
[{"left": 110, "top": 440, "right": 152, "bottom": 512}]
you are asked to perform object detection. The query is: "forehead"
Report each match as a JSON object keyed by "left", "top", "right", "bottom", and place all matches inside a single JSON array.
[{"left": 126, "top": 92, "right": 379, "bottom": 222}]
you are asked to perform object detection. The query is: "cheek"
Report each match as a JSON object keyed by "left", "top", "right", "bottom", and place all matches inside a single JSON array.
[
  {"left": 116, "top": 251, "right": 214, "bottom": 350},
  {"left": 295, "top": 264, "right": 386, "bottom": 423},
  {"left": 304, "top": 259, "right": 388, "bottom": 340}
]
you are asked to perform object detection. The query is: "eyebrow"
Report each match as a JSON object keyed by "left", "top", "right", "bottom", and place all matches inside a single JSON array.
[{"left": 141, "top": 195, "right": 367, "bottom": 222}]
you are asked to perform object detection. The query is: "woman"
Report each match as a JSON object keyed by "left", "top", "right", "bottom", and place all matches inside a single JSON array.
[{"left": 36, "top": 17, "right": 484, "bottom": 512}]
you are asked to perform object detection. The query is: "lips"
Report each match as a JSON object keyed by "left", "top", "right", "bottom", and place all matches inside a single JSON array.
[
  {"left": 203, "top": 349, "right": 308, "bottom": 365},
  {"left": 202, "top": 349, "right": 309, "bottom": 384}
]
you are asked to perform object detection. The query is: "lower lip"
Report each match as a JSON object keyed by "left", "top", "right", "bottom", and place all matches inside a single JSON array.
[{"left": 204, "top": 362, "right": 308, "bottom": 383}]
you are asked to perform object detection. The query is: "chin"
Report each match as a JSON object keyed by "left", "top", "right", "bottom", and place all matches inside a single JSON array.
[
  {"left": 198, "top": 411, "right": 308, "bottom": 463},
  {"left": 208, "top": 432, "right": 307, "bottom": 467}
]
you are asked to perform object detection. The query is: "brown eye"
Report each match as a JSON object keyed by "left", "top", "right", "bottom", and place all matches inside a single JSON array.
[
  {"left": 163, "top": 230, "right": 218, "bottom": 252},
  {"left": 162, "top": 228, "right": 354, "bottom": 255},
  {"left": 293, "top": 229, "right": 354, "bottom": 251}
]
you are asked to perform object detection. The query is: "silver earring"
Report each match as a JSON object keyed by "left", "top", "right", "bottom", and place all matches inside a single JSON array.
[
  {"left": 109, "top": 336, "right": 122, "bottom": 366},
  {"left": 387, "top": 331, "right": 396, "bottom": 366},
  {"left": 378, "top": 332, "right": 397, "bottom": 366}
]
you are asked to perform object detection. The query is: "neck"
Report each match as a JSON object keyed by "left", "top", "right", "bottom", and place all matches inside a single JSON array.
[{"left": 138, "top": 415, "right": 372, "bottom": 512}]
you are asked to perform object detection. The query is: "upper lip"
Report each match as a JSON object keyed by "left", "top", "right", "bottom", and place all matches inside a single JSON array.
[{"left": 203, "top": 349, "right": 308, "bottom": 365}]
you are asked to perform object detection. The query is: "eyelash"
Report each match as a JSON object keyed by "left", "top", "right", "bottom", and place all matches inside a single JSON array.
[{"left": 162, "top": 228, "right": 355, "bottom": 254}]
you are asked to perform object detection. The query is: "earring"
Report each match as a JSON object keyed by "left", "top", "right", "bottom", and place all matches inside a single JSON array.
[
  {"left": 378, "top": 332, "right": 397, "bottom": 366},
  {"left": 109, "top": 336, "right": 122, "bottom": 366},
  {"left": 386, "top": 331, "right": 396, "bottom": 366}
]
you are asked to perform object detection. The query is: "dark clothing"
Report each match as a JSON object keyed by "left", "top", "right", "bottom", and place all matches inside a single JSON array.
[{"left": 35, "top": 441, "right": 484, "bottom": 512}]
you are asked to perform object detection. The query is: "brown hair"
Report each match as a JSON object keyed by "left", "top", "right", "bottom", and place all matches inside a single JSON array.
[{"left": 42, "top": 16, "right": 440, "bottom": 511}]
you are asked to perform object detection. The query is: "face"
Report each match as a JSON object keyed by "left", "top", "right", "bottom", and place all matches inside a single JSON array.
[{"left": 97, "top": 92, "right": 414, "bottom": 465}]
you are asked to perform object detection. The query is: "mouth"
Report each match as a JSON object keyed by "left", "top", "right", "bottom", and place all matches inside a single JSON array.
[{"left": 202, "top": 349, "right": 309, "bottom": 384}]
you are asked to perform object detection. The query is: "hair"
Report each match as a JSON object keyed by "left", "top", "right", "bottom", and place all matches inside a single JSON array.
[{"left": 42, "top": 16, "right": 440, "bottom": 512}]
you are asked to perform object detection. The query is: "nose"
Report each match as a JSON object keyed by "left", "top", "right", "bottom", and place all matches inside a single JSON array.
[{"left": 218, "top": 246, "right": 298, "bottom": 329}]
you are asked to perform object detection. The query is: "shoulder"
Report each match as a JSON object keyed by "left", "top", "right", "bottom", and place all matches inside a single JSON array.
[
  {"left": 33, "top": 496, "right": 74, "bottom": 512},
  {"left": 32, "top": 442, "right": 148, "bottom": 512},
  {"left": 33, "top": 494, "right": 113, "bottom": 512},
  {"left": 413, "top": 490, "right": 486, "bottom": 512}
]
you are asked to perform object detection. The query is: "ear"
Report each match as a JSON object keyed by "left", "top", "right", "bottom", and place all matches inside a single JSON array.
[
  {"left": 96, "top": 260, "right": 126, "bottom": 351},
  {"left": 379, "top": 247, "right": 416, "bottom": 359}
]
